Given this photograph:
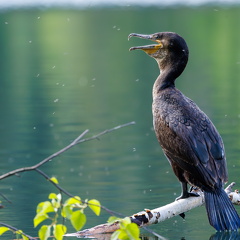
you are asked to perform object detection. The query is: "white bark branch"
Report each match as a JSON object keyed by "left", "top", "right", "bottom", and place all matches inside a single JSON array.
[{"left": 65, "top": 183, "right": 240, "bottom": 237}]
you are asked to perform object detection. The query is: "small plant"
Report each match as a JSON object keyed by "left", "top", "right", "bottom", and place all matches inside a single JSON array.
[
  {"left": 1, "top": 176, "right": 141, "bottom": 240},
  {"left": 34, "top": 178, "right": 101, "bottom": 240}
]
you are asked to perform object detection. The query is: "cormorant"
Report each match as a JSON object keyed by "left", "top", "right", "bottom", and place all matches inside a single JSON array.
[{"left": 128, "top": 32, "right": 240, "bottom": 231}]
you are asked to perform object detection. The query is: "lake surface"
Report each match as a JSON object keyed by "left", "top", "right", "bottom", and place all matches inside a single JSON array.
[{"left": 1, "top": 5, "right": 240, "bottom": 240}]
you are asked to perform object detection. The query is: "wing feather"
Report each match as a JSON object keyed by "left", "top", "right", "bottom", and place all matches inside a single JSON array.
[{"left": 154, "top": 89, "right": 227, "bottom": 188}]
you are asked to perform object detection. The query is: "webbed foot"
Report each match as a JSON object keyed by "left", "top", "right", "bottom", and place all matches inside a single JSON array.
[{"left": 176, "top": 191, "right": 199, "bottom": 201}]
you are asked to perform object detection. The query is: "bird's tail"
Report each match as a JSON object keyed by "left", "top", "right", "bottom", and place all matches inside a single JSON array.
[{"left": 204, "top": 188, "right": 240, "bottom": 231}]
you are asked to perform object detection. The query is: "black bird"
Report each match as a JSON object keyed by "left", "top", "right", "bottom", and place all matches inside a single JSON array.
[{"left": 128, "top": 32, "right": 240, "bottom": 231}]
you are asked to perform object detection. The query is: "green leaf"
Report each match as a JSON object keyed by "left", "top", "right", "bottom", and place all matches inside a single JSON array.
[
  {"left": 61, "top": 205, "right": 73, "bottom": 219},
  {"left": 50, "top": 177, "right": 59, "bottom": 184},
  {"left": 16, "top": 229, "right": 30, "bottom": 240},
  {"left": 22, "top": 234, "right": 29, "bottom": 240},
  {"left": 64, "top": 196, "right": 81, "bottom": 206},
  {"left": 110, "top": 230, "right": 121, "bottom": 240},
  {"left": 51, "top": 199, "right": 58, "bottom": 209},
  {"left": 0, "top": 227, "right": 10, "bottom": 235},
  {"left": 48, "top": 193, "right": 61, "bottom": 210},
  {"left": 70, "top": 210, "right": 86, "bottom": 231},
  {"left": 34, "top": 213, "right": 49, "bottom": 227},
  {"left": 88, "top": 199, "right": 101, "bottom": 216},
  {"left": 111, "top": 217, "right": 140, "bottom": 240},
  {"left": 38, "top": 225, "right": 51, "bottom": 240},
  {"left": 107, "top": 216, "right": 121, "bottom": 224},
  {"left": 111, "top": 229, "right": 128, "bottom": 240},
  {"left": 48, "top": 193, "right": 58, "bottom": 200},
  {"left": 125, "top": 223, "right": 140, "bottom": 240},
  {"left": 36, "top": 201, "right": 55, "bottom": 214},
  {"left": 119, "top": 217, "right": 131, "bottom": 229},
  {"left": 34, "top": 201, "right": 55, "bottom": 227},
  {"left": 53, "top": 224, "right": 67, "bottom": 240},
  {"left": 15, "top": 229, "right": 23, "bottom": 235}
]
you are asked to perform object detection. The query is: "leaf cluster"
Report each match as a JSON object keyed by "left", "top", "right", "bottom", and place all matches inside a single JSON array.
[
  {"left": 0, "top": 123, "right": 137, "bottom": 239},
  {"left": 33, "top": 188, "right": 101, "bottom": 240},
  {"left": 0, "top": 227, "right": 29, "bottom": 240}
]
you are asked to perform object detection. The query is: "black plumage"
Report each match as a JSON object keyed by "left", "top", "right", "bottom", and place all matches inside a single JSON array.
[{"left": 129, "top": 32, "right": 240, "bottom": 231}]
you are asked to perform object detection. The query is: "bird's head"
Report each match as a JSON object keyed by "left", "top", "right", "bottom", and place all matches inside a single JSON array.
[{"left": 128, "top": 32, "right": 189, "bottom": 71}]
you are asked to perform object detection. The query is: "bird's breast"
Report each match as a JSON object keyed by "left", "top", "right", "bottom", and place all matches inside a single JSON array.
[{"left": 152, "top": 89, "right": 193, "bottom": 149}]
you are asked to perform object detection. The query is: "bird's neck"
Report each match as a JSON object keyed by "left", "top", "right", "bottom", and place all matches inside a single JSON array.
[
  {"left": 153, "top": 67, "right": 176, "bottom": 96},
  {"left": 153, "top": 55, "right": 188, "bottom": 95}
]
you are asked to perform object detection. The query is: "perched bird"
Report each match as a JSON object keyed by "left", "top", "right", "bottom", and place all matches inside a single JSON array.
[{"left": 128, "top": 32, "right": 240, "bottom": 231}]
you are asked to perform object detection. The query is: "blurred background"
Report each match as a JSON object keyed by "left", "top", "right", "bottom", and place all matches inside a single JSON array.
[{"left": 0, "top": 0, "right": 240, "bottom": 239}]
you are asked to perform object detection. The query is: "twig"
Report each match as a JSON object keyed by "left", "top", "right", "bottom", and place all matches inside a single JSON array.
[
  {"left": 0, "top": 122, "right": 135, "bottom": 217},
  {"left": 34, "top": 168, "right": 124, "bottom": 217},
  {"left": 0, "top": 121, "right": 135, "bottom": 181},
  {"left": 0, "top": 192, "right": 12, "bottom": 204},
  {"left": 0, "top": 122, "right": 136, "bottom": 239},
  {"left": 75, "top": 121, "right": 136, "bottom": 144},
  {"left": 0, "top": 129, "right": 89, "bottom": 180},
  {"left": 0, "top": 222, "right": 35, "bottom": 239}
]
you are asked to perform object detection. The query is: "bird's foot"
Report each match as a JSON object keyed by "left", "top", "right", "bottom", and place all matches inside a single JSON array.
[
  {"left": 179, "top": 212, "right": 185, "bottom": 219},
  {"left": 175, "top": 191, "right": 199, "bottom": 201}
]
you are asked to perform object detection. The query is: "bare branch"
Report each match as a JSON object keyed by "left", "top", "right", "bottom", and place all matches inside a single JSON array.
[
  {"left": 0, "top": 121, "right": 135, "bottom": 181},
  {"left": 0, "top": 122, "right": 136, "bottom": 222},
  {"left": 0, "top": 222, "right": 36, "bottom": 239},
  {"left": 0, "top": 192, "right": 12, "bottom": 204},
  {"left": 75, "top": 121, "right": 136, "bottom": 144},
  {"left": 0, "top": 129, "right": 89, "bottom": 180},
  {"left": 34, "top": 168, "right": 125, "bottom": 217}
]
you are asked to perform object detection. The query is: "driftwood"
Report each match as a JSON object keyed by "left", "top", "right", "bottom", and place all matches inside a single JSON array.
[{"left": 65, "top": 182, "right": 240, "bottom": 237}]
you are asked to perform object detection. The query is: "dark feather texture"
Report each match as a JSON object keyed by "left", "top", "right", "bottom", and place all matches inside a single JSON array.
[
  {"left": 129, "top": 31, "right": 240, "bottom": 231},
  {"left": 205, "top": 188, "right": 240, "bottom": 231}
]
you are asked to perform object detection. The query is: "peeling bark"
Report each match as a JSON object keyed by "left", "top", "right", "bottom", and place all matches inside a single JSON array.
[
  {"left": 64, "top": 183, "right": 240, "bottom": 237},
  {"left": 131, "top": 189, "right": 204, "bottom": 227}
]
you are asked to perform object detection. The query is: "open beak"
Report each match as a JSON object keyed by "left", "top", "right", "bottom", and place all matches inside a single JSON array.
[{"left": 128, "top": 33, "right": 163, "bottom": 54}]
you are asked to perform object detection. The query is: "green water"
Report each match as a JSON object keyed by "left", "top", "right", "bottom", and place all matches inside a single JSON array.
[{"left": 0, "top": 5, "right": 240, "bottom": 240}]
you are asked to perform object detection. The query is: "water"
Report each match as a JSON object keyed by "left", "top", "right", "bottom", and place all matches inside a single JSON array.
[
  {"left": 0, "top": 5, "right": 240, "bottom": 240},
  {"left": 1, "top": 0, "right": 240, "bottom": 10}
]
